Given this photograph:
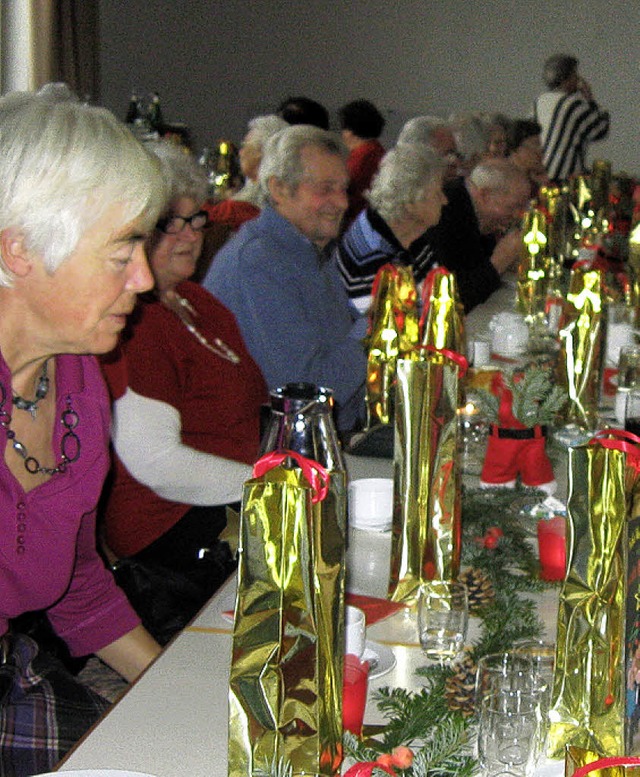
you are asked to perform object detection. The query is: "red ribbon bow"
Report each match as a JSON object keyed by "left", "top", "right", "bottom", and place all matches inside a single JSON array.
[
  {"left": 252, "top": 450, "right": 330, "bottom": 503},
  {"left": 588, "top": 429, "right": 640, "bottom": 473}
]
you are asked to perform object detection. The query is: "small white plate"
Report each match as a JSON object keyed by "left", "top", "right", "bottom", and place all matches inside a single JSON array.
[{"left": 362, "top": 640, "right": 396, "bottom": 680}]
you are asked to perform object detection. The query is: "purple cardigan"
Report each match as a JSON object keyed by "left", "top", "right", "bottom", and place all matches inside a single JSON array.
[{"left": 0, "top": 351, "right": 140, "bottom": 656}]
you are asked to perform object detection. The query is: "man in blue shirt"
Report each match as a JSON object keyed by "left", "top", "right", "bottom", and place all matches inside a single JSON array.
[{"left": 204, "top": 125, "right": 366, "bottom": 432}]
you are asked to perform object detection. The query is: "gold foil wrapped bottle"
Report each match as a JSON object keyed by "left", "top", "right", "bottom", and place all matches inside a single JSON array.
[
  {"left": 556, "top": 265, "right": 604, "bottom": 429},
  {"left": 516, "top": 204, "right": 551, "bottom": 322},
  {"left": 419, "top": 267, "right": 465, "bottom": 356},
  {"left": 365, "top": 263, "right": 419, "bottom": 428},
  {"left": 228, "top": 451, "right": 343, "bottom": 776},
  {"left": 628, "top": 223, "right": 640, "bottom": 320},
  {"left": 387, "top": 347, "right": 465, "bottom": 603},
  {"left": 547, "top": 432, "right": 640, "bottom": 759}
]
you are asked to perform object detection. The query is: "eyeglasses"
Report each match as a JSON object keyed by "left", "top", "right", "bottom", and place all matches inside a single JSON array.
[{"left": 156, "top": 210, "right": 208, "bottom": 234}]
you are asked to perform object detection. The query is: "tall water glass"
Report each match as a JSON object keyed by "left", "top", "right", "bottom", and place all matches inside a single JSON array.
[{"left": 418, "top": 580, "right": 468, "bottom": 664}]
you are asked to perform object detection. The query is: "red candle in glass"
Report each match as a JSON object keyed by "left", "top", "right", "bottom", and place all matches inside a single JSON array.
[
  {"left": 537, "top": 515, "right": 567, "bottom": 581},
  {"left": 342, "top": 654, "right": 369, "bottom": 735}
]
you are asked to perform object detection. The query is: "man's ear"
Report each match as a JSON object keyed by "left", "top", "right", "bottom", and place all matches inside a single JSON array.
[
  {"left": 0, "top": 228, "right": 34, "bottom": 278},
  {"left": 268, "top": 176, "right": 288, "bottom": 206}
]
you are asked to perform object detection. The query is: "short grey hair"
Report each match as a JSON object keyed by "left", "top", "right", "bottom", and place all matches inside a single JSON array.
[
  {"left": 144, "top": 139, "right": 208, "bottom": 208},
  {"left": 258, "top": 124, "right": 347, "bottom": 202},
  {"left": 450, "top": 113, "right": 491, "bottom": 160},
  {"left": 245, "top": 114, "right": 288, "bottom": 149},
  {"left": 367, "top": 143, "right": 444, "bottom": 223},
  {"left": 543, "top": 54, "right": 578, "bottom": 89},
  {"left": 0, "top": 90, "right": 166, "bottom": 287},
  {"left": 397, "top": 116, "right": 449, "bottom": 147},
  {"left": 469, "top": 158, "right": 529, "bottom": 193}
]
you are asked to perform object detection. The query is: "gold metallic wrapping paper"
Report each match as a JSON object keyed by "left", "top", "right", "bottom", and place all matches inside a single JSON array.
[
  {"left": 388, "top": 354, "right": 461, "bottom": 603},
  {"left": 547, "top": 441, "right": 635, "bottom": 758},
  {"left": 556, "top": 267, "right": 603, "bottom": 429},
  {"left": 419, "top": 267, "right": 465, "bottom": 356},
  {"left": 540, "top": 184, "right": 572, "bottom": 264},
  {"left": 565, "top": 746, "right": 640, "bottom": 776},
  {"left": 517, "top": 205, "right": 552, "bottom": 321},
  {"left": 365, "top": 263, "right": 419, "bottom": 428},
  {"left": 228, "top": 457, "right": 346, "bottom": 777},
  {"left": 628, "top": 224, "right": 640, "bottom": 319}
]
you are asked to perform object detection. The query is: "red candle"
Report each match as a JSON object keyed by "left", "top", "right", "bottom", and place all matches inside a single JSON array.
[
  {"left": 537, "top": 515, "right": 567, "bottom": 581},
  {"left": 342, "top": 654, "right": 369, "bottom": 735}
]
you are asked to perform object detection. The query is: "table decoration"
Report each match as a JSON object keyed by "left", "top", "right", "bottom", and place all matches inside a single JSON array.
[
  {"left": 228, "top": 450, "right": 345, "bottom": 777},
  {"left": 517, "top": 204, "right": 552, "bottom": 325},
  {"left": 629, "top": 222, "right": 640, "bottom": 319},
  {"left": 365, "top": 264, "right": 419, "bottom": 429},
  {"left": 556, "top": 265, "right": 604, "bottom": 429},
  {"left": 419, "top": 267, "right": 465, "bottom": 360},
  {"left": 547, "top": 431, "right": 640, "bottom": 759},
  {"left": 475, "top": 366, "right": 564, "bottom": 491},
  {"left": 388, "top": 348, "right": 465, "bottom": 603},
  {"left": 565, "top": 745, "right": 640, "bottom": 777}
]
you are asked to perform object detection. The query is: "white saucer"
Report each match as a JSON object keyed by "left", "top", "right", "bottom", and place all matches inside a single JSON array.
[
  {"left": 352, "top": 521, "right": 392, "bottom": 533},
  {"left": 362, "top": 640, "right": 396, "bottom": 680}
]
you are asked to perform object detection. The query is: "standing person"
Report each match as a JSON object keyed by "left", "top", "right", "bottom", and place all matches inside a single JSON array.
[
  {"left": 102, "top": 140, "right": 267, "bottom": 643},
  {"left": 534, "top": 54, "right": 610, "bottom": 182},
  {"left": 204, "top": 125, "right": 367, "bottom": 433},
  {"left": 0, "top": 89, "right": 165, "bottom": 773},
  {"left": 338, "top": 99, "right": 386, "bottom": 227}
]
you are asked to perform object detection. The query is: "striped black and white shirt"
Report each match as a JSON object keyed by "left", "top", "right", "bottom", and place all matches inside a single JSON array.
[{"left": 534, "top": 90, "right": 610, "bottom": 182}]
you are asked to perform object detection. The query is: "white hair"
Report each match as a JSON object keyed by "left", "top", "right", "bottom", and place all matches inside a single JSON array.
[
  {"left": 469, "top": 158, "right": 529, "bottom": 192},
  {"left": 144, "top": 139, "right": 208, "bottom": 207},
  {"left": 367, "top": 143, "right": 444, "bottom": 223},
  {"left": 449, "top": 112, "right": 491, "bottom": 160},
  {"left": 397, "top": 116, "right": 450, "bottom": 147},
  {"left": 258, "top": 124, "right": 346, "bottom": 203},
  {"left": 0, "top": 91, "right": 166, "bottom": 287},
  {"left": 245, "top": 114, "right": 288, "bottom": 149}
]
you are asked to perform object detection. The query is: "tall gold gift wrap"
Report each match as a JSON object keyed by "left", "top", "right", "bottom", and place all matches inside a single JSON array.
[
  {"left": 388, "top": 347, "right": 465, "bottom": 603},
  {"left": 419, "top": 267, "right": 465, "bottom": 356},
  {"left": 365, "top": 263, "right": 419, "bottom": 428},
  {"left": 556, "top": 265, "right": 603, "bottom": 429},
  {"left": 516, "top": 204, "right": 552, "bottom": 322},
  {"left": 547, "top": 432, "right": 640, "bottom": 759},
  {"left": 228, "top": 451, "right": 345, "bottom": 777}
]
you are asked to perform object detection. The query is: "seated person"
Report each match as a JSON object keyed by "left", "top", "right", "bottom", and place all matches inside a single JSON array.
[
  {"left": 338, "top": 98, "right": 386, "bottom": 227},
  {"left": 449, "top": 111, "right": 492, "bottom": 176},
  {"left": 204, "top": 114, "right": 287, "bottom": 231},
  {"left": 483, "top": 112, "right": 510, "bottom": 158},
  {"left": 507, "top": 118, "right": 551, "bottom": 197},
  {"left": 0, "top": 89, "right": 163, "bottom": 773},
  {"left": 102, "top": 140, "right": 268, "bottom": 643},
  {"left": 204, "top": 125, "right": 367, "bottom": 433},
  {"left": 277, "top": 95, "right": 330, "bottom": 129},
  {"left": 336, "top": 143, "right": 446, "bottom": 317},
  {"left": 396, "top": 115, "right": 460, "bottom": 180},
  {"left": 420, "top": 159, "right": 531, "bottom": 312}
]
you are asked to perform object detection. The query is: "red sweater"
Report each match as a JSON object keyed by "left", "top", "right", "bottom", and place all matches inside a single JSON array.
[{"left": 102, "top": 282, "right": 267, "bottom": 556}]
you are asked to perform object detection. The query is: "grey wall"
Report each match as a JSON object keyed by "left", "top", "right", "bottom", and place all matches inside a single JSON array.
[{"left": 99, "top": 0, "right": 639, "bottom": 174}]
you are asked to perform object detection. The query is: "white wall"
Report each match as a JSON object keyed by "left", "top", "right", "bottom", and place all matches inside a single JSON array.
[{"left": 99, "top": 0, "right": 639, "bottom": 174}]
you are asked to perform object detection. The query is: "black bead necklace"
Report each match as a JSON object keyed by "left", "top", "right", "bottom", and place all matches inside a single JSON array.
[
  {"left": 12, "top": 359, "right": 50, "bottom": 419},
  {"left": 0, "top": 381, "right": 80, "bottom": 476}
]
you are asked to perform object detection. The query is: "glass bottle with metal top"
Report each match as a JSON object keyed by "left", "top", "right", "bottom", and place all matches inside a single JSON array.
[{"left": 260, "top": 382, "right": 346, "bottom": 474}]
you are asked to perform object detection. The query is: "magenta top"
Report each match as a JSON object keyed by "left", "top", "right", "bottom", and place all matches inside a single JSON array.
[{"left": 0, "top": 351, "right": 140, "bottom": 656}]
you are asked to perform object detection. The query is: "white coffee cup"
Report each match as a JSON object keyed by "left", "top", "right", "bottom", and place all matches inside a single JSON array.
[
  {"left": 489, "top": 312, "right": 528, "bottom": 358},
  {"left": 348, "top": 478, "right": 393, "bottom": 531},
  {"left": 345, "top": 605, "right": 366, "bottom": 658}
]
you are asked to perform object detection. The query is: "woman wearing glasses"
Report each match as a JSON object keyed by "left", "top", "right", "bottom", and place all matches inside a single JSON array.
[{"left": 102, "top": 140, "right": 267, "bottom": 643}]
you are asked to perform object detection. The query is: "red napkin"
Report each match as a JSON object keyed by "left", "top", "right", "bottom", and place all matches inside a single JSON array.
[
  {"left": 346, "top": 593, "right": 406, "bottom": 625},
  {"left": 224, "top": 593, "right": 405, "bottom": 625}
]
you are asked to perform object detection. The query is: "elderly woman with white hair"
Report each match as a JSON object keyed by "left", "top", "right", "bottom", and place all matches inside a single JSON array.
[
  {"left": 205, "top": 113, "right": 287, "bottom": 230},
  {"left": 336, "top": 142, "right": 446, "bottom": 318},
  {"left": 101, "top": 139, "right": 267, "bottom": 644},
  {"left": 0, "top": 90, "right": 165, "bottom": 772}
]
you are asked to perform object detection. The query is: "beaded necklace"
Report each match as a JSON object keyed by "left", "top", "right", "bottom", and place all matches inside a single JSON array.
[
  {"left": 12, "top": 359, "right": 50, "bottom": 419},
  {"left": 0, "top": 381, "right": 81, "bottom": 476}
]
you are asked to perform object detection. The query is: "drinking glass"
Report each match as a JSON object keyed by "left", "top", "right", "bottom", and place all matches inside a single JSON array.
[
  {"left": 477, "top": 689, "right": 543, "bottom": 777},
  {"left": 475, "top": 652, "right": 534, "bottom": 701},
  {"left": 418, "top": 580, "right": 468, "bottom": 663},
  {"left": 625, "top": 390, "right": 640, "bottom": 437},
  {"left": 618, "top": 346, "right": 640, "bottom": 389}
]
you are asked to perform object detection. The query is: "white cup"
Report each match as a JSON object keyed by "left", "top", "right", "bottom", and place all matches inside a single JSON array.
[
  {"left": 489, "top": 312, "right": 528, "bottom": 358},
  {"left": 345, "top": 605, "right": 366, "bottom": 658},
  {"left": 348, "top": 478, "right": 393, "bottom": 531}
]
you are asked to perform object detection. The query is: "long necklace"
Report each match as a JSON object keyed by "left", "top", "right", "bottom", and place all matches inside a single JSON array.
[
  {"left": 0, "top": 381, "right": 81, "bottom": 476},
  {"left": 12, "top": 360, "right": 50, "bottom": 420},
  {"left": 162, "top": 291, "right": 241, "bottom": 364}
]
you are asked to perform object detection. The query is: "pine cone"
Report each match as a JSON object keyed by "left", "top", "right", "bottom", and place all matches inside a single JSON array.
[
  {"left": 460, "top": 567, "right": 495, "bottom": 613},
  {"left": 445, "top": 652, "right": 477, "bottom": 717}
]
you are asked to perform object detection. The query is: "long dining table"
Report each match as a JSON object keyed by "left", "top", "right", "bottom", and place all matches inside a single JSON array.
[{"left": 59, "top": 275, "right": 568, "bottom": 776}]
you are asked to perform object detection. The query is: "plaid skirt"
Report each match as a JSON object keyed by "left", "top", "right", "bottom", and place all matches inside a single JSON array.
[{"left": 0, "top": 633, "right": 109, "bottom": 776}]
